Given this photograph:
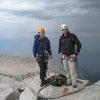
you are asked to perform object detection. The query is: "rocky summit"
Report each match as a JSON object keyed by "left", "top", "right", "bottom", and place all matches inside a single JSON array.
[{"left": 0, "top": 54, "right": 100, "bottom": 100}]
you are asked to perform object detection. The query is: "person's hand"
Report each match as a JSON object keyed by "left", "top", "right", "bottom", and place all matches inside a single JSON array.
[
  {"left": 69, "top": 54, "right": 76, "bottom": 58},
  {"left": 33, "top": 58, "right": 37, "bottom": 62},
  {"left": 59, "top": 53, "right": 63, "bottom": 56}
]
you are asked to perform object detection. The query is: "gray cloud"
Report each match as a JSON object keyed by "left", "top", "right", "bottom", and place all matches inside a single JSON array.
[
  {"left": 0, "top": 0, "right": 100, "bottom": 20},
  {"left": 0, "top": 0, "right": 100, "bottom": 39},
  {"left": 78, "top": 0, "right": 100, "bottom": 10}
]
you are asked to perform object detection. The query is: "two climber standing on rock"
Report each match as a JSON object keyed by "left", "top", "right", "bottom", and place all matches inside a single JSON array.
[
  {"left": 58, "top": 24, "right": 82, "bottom": 88},
  {"left": 33, "top": 24, "right": 81, "bottom": 88},
  {"left": 33, "top": 28, "right": 52, "bottom": 87}
]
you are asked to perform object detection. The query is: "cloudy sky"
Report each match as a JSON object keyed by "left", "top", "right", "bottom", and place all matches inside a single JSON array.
[{"left": 0, "top": 0, "right": 100, "bottom": 39}]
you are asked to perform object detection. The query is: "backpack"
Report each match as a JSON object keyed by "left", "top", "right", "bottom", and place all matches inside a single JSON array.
[{"left": 47, "top": 74, "right": 67, "bottom": 86}]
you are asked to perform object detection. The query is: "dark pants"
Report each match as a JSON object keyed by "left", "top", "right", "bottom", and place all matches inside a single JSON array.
[{"left": 38, "top": 59, "right": 48, "bottom": 82}]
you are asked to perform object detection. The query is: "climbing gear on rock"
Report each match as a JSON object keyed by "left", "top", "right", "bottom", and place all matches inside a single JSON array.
[{"left": 47, "top": 74, "right": 67, "bottom": 86}]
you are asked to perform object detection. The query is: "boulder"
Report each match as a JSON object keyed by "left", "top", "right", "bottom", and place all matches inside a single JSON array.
[
  {"left": 0, "top": 83, "right": 14, "bottom": 100},
  {"left": 0, "top": 75, "right": 25, "bottom": 100},
  {"left": 49, "top": 81, "right": 100, "bottom": 100},
  {"left": 19, "top": 87, "right": 36, "bottom": 100},
  {"left": 23, "top": 75, "right": 88, "bottom": 99}
]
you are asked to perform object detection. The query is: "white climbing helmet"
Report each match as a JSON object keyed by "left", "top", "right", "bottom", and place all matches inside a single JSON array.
[{"left": 61, "top": 24, "right": 68, "bottom": 30}]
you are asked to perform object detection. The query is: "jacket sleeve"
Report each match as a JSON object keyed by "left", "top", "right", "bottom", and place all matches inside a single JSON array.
[
  {"left": 33, "top": 40, "right": 38, "bottom": 57},
  {"left": 74, "top": 34, "right": 82, "bottom": 56},
  {"left": 58, "top": 37, "right": 62, "bottom": 54},
  {"left": 47, "top": 39, "right": 52, "bottom": 55}
]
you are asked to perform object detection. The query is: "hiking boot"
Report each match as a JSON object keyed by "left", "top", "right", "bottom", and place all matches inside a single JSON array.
[
  {"left": 40, "top": 82, "right": 45, "bottom": 87},
  {"left": 73, "top": 85, "right": 77, "bottom": 88},
  {"left": 40, "top": 80, "right": 47, "bottom": 87},
  {"left": 65, "top": 83, "right": 72, "bottom": 86}
]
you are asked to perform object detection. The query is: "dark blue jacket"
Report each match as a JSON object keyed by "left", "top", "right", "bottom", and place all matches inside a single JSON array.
[{"left": 33, "top": 35, "right": 52, "bottom": 57}]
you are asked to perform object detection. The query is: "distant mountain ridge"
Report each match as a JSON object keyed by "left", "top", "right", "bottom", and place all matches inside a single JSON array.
[{"left": 0, "top": 38, "right": 100, "bottom": 83}]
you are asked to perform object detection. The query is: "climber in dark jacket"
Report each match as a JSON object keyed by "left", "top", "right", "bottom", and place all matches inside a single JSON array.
[
  {"left": 33, "top": 28, "right": 52, "bottom": 87},
  {"left": 58, "top": 24, "right": 82, "bottom": 88},
  {"left": 59, "top": 31, "right": 81, "bottom": 56}
]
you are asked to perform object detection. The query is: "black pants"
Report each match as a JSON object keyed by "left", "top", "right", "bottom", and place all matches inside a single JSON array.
[{"left": 38, "top": 60, "right": 48, "bottom": 82}]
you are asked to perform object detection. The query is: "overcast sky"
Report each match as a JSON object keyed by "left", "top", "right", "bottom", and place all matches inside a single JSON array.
[{"left": 0, "top": 0, "right": 100, "bottom": 39}]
